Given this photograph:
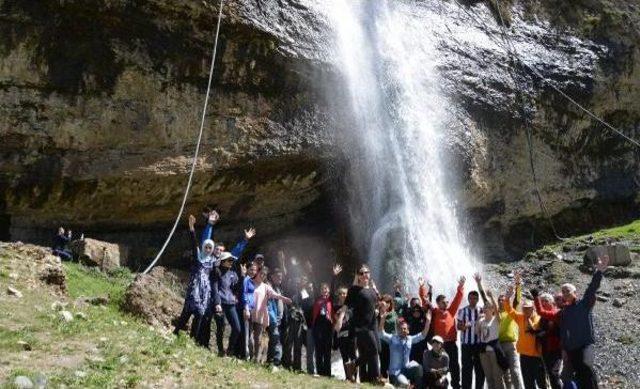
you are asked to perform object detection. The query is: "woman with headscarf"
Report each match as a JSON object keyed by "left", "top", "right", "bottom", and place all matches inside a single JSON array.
[{"left": 173, "top": 214, "right": 217, "bottom": 348}]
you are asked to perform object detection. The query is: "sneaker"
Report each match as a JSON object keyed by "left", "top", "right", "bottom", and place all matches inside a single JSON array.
[{"left": 271, "top": 366, "right": 280, "bottom": 373}]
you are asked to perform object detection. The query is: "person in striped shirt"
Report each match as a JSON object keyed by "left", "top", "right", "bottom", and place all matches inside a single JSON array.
[{"left": 457, "top": 289, "right": 485, "bottom": 389}]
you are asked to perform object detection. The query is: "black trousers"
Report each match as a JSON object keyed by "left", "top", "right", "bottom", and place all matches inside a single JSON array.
[
  {"left": 444, "top": 341, "right": 460, "bottom": 389},
  {"left": 542, "top": 350, "right": 563, "bottom": 389},
  {"left": 520, "top": 354, "right": 548, "bottom": 389},
  {"left": 461, "top": 344, "right": 485, "bottom": 389},
  {"left": 567, "top": 348, "right": 598, "bottom": 389},
  {"left": 173, "top": 306, "right": 208, "bottom": 347},
  {"left": 313, "top": 319, "right": 333, "bottom": 376},
  {"left": 380, "top": 341, "right": 390, "bottom": 378},
  {"left": 282, "top": 318, "right": 304, "bottom": 371},
  {"left": 355, "top": 329, "right": 380, "bottom": 383},
  {"left": 337, "top": 333, "right": 356, "bottom": 374}
]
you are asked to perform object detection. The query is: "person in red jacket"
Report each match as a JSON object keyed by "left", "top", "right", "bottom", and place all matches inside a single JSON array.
[
  {"left": 427, "top": 277, "right": 465, "bottom": 389},
  {"left": 311, "top": 281, "right": 333, "bottom": 376},
  {"left": 532, "top": 289, "right": 563, "bottom": 389}
]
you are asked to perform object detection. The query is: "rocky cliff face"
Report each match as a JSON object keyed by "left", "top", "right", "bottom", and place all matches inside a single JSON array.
[{"left": 1, "top": 0, "right": 639, "bottom": 265}]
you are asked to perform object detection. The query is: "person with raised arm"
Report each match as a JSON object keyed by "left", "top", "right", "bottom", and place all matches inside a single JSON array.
[
  {"left": 503, "top": 281, "right": 547, "bottom": 389},
  {"left": 476, "top": 272, "right": 524, "bottom": 389},
  {"left": 173, "top": 215, "right": 216, "bottom": 348},
  {"left": 333, "top": 282, "right": 356, "bottom": 380},
  {"left": 428, "top": 276, "right": 465, "bottom": 389},
  {"left": 474, "top": 285, "right": 507, "bottom": 389},
  {"left": 310, "top": 264, "right": 342, "bottom": 376},
  {"left": 52, "top": 227, "right": 73, "bottom": 261},
  {"left": 458, "top": 283, "right": 485, "bottom": 389},
  {"left": 530, "top": 287, "right": 562, "bottom": 389},
  {"left": 338, "top": 264, "right": 382, "bottom": 384},
  {"left": 559, "top": 255, "right": 609, "bottom": 389},
  {"left": 379, "top": 299, "right": 432, "bottom": 388}
]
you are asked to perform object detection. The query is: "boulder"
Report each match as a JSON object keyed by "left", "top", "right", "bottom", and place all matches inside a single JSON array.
[
  {"left": 70, "top": 238, "right": 127, "bottom": 270},
  {"left": 583, "top": 245, "right": 632, "bottom": 267},
  {"left": 13, "top": 376, "right": 33, "bottom": 389},
  {"left": 122, "top": 266, "right": 184, "bottom": 327},
  {"left": 7, "top": 286, "right": 23, "bottom": 298}
]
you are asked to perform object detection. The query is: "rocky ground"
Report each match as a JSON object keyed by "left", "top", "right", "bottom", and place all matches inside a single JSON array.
[
  {"left": 0, "top": 242, "right": 351, "bottom": 388},
  {"left": 483, "top": 222, "right": 640, "bottom": 389},
  {"left": 2, "top": 220, "right": 640, "bottom": 387}
]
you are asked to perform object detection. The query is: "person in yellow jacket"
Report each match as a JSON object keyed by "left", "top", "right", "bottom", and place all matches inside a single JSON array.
[{"left": 504, "top": 285, "right": 548, "bottom": 389}]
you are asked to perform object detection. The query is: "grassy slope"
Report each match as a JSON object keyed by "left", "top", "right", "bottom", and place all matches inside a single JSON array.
[{"left": 0, "top": 260, "right": 351, "bottom": 388}]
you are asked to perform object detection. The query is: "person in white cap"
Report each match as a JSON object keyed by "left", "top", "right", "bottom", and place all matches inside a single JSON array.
[{"left": 423, "top": 335, "right": 450, "bottom": 388}]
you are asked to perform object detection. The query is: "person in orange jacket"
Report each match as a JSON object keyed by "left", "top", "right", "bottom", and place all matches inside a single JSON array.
[
  {"left": 503, "top": 285, "right": 548, "bottom": 389},
  {"left": 426, "top": 276, "right": 465, "bottom": 389}
]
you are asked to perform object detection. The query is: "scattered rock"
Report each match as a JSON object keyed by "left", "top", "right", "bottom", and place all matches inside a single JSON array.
[
  {"left": 562, "top": 244, "right": 572, "bottom": 252},
  {"left": 51, "top": 301, "right": 68, "bottom": 311},
  {"left": 612, "top": 298, "right": 626, "bottom": 308},
  {"left": 17, "top": 340, "right": 32, "bottom": 351},
  {"left": 75, "top": 312, "right": 88, "bottom": 320},
  {"left": 584, "top": 245, "right": 632, "bottom": 267},
  {"left": 7, "top": 286, "right": 23, "bottom": 298},
  {"left": 88, "top": 296, "right": 110, "bottom": 305},
  {"left": 74, "top": 371, "right": 87, "bottom": 378},
  {"left": 563, "top": 256, "right": 576, "bottom": 263},
  {"left": 59, "top": 310, "right": 74, "bottom": 322},
  {"left": 8, "top": 272, "right": 18, "bottom": 280},
  {"left": 598, "top": 291, "right": 612, "bottom": 297},
  {"left": 70, "top": 238, "right": 127, "bottom": 271},
  {"left": 13, "top": 376, "right": 34, "bottom": 389},
  {"left": 596, "top": 295, "right": 610, "bottom": 302},
  {"left": 122, "top": 266, "right": 184, "bottom": 327}
]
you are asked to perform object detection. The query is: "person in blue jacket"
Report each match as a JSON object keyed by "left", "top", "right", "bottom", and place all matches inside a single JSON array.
[
  {"left": 211, "top": 251, "right": 244, "bottom": 357},
  {"left": 559, "top": 255, "right": 609, "bottom": 389},
  {"left": 173, "top": 215, "right": 217, "bottom": 347}
]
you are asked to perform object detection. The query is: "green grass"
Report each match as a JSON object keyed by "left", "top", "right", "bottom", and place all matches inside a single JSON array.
[{"left": 1, "top": 257, "right": 355, "bottom": 388}]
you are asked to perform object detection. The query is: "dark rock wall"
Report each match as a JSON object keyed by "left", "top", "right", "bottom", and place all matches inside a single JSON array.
[{"left": 1, "top": 0, "right": 639, "bottom": 265}]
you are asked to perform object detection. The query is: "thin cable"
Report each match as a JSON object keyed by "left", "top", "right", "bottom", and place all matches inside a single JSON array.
[{"left": 142, "top": 0, "right": 225, "bottom": 275}]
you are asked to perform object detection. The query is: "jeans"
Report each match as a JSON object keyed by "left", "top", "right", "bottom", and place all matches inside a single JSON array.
[
  {"left": 282, "top": 318, "right": 304, "bottom": 371},
  {"left": 566, "top": 345, "right": 597, "bottom": 389},
  {"left": 355, "top": 329, "right": 380, "bottom": 383},
  {"left": 313, "top": 319, "right": 333, "bottom": 376},
  {"left": 444, "top": 341, "right": 461, "bottom": 389},
  {"left": 501, "top": 341, "right": 525, "bottom": 389},
  {"left": 520, "top": 355, "right": 548, "bottom": 389},
  {"left": 389, "top": 361, "right": 423, "bottom": 388},
  {"left": 543, "top": 350, "right": 563, "bottom": 389},
  {"left": 214, "top": 304, "right": 241, "bottom": 356},
  {"left": 461, "top": 344, "right": 485, "bottom": 389},
  {"left": 53, "top": 248, "right": 73, "bottom": 261},
  {"left": 479, "top": 350, "right": 506, "bottom": 389},
  {"left": 267, "top": 319, "right": 283, "bottom": 366}
]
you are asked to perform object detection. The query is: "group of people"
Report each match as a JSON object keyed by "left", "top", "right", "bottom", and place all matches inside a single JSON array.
[{"left": 171, "top": 207, "right": 609, "bottom": 389}]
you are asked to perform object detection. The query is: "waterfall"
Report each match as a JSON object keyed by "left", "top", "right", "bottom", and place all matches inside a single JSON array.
[{"left": 316, "top": 0, "right": 478, "bottom": 293}]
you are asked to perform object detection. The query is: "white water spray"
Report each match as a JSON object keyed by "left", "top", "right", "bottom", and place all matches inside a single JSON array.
[{"left": 316, "top": 0, "right": 477, "bottom": 293}]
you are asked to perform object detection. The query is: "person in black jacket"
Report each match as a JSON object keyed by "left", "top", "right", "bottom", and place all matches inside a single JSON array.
[{"left": 52, "top": 227, "right": 73, "bottom": 260}]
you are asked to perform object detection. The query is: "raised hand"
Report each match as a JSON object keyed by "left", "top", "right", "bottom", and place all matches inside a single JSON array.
[
  {"left": 595, "top": 255, "right": 610, "bottom": 272},
  {"left": 506, "top": 285, "right": 514, "bottom": 299},
  {"left": 188, "top": 214, "right": 196, "bottom": 231},
  {"left": 514, "top": 270, "right": 522, "bottom": 285},
  {"left": 239, "top": 263, "right": 247, "bottom": 277},
  {"left": 458, "top": 276, "right": 466, "bottom": 287},
  {"left": 473, "top": 272, "right": 482, "bottom": 284},
  {"left": 418, "top": 277, "right": 425, "bottom": 286},
  {"left": 332, "top": 264, "right": 343, "bottom": 276},
  {"left": 244, "top": 227, "right": 256, "bottom": 240},
  {"left": 215, "top": 304, "right": 222, "bottom": 313}
]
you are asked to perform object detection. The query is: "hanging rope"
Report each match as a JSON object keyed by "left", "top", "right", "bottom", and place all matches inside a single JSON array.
[{"left": 142, "top": 0, "right": 225, "bottom": 275}]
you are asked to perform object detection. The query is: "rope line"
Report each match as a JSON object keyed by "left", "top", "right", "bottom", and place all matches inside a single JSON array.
[{"left": 142, "top": 0, "right": 225, "bottom": 275}]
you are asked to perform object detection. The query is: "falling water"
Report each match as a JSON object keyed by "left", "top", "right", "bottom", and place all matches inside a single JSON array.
[{"left": 316, "top": 0, "right": 477, "bottom": 293}]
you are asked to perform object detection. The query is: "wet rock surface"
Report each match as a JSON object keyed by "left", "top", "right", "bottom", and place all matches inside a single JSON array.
[{"left": 0, "top": 1, "right": 639, "bottom": 262}]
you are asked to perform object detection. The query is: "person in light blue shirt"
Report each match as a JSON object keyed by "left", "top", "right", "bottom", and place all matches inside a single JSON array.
[{"left": 379, "top": 300, "right": 432, "bottom": 388}]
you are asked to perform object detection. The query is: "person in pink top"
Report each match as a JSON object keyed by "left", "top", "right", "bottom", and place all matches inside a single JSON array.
[{"left": 245, "top": 266, "right": 292, "bottom": 362}]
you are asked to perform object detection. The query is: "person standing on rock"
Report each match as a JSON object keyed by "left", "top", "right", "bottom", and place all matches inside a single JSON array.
[
  {"left": 428, "top": 276, "right": 465, "bottom": 389},
  {"left": 52, "top": 227, "right": 73, "bottom": 261},
  {"left": 337, "top": 264, "right": 382, "bottom": 384},
  {"left": 558, "top": 255, "right": 609, "bottom": 389},
  {"left": 458, "top": 286, "right": 485, "bottom": 389},
  {"left": 173, "top": 215, "right": 216, "bottom": 348}
]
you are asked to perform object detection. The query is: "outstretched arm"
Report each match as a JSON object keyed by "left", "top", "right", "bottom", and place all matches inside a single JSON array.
[
  {"left": 200, "top": 211, "right": 218, "bottom": 245},
  {"left": 230, "top": 227, "right": 255, "bottom": 258},
  {"left": 448, "top": 276, "right": 466, "bottom": 315},
  {"left": 582, "top": 255, "right": 608, "bottom": 308},
  {"left": 188, "top": 215, "right": 199, "bottom": 262},
  {"left": 473, "top": 273, "right": 488, "bottom": 305}
]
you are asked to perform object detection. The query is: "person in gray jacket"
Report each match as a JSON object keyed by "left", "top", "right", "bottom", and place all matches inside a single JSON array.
[
  {"left": 423, "top": 336, "right": 450, "bottom": 388},
  {"left": 559, "top": 255, "right": 609, "bottom": 389}
]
